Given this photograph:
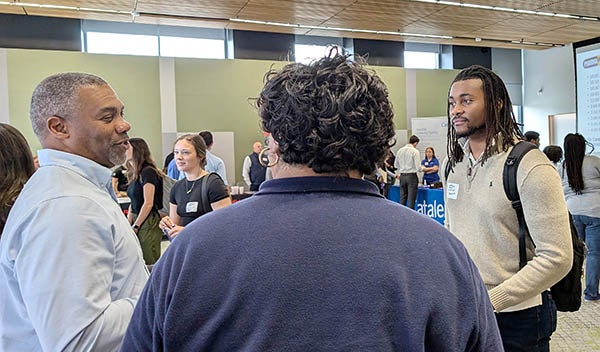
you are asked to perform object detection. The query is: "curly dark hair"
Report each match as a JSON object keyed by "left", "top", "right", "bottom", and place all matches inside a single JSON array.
[
  {"left": 446, "top": 65, "right": 523, "bottom": 170},
  {"left": 257, "top": 52, "right": 396, "bottom": 175}
]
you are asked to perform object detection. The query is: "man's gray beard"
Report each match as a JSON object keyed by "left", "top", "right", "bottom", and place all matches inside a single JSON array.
[
  {"left": 108, "top": 149, "right": 126, "bottom": 168},
  {"left": 456, "top": 123, "right": 486, "bottom": 138}
]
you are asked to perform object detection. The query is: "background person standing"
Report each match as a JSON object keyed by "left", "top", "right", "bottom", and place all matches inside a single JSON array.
[
  {"left": 395, "top": 135, "right": 420, "bottom": 208},
  {"left": 242, "top": 141, "right": 267, "bottom": 191},
  {"left": 125, "top": 137, "right": 164, "bottom": 265},
  {"left": 560, "top": 133, "right": 600, "bottom": 302},
  {"left": 159, "top": 134, "right": 230, "bottom": 240},
  {"left": 421, "top": 146, "right": 440, "bottom": 185}
]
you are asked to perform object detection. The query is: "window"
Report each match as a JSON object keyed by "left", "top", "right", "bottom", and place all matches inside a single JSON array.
[
  {"left": 82, "top": 20, "right": 227, "bottom": 58},
  {"left": 404, "top": 51, "right": 439, "bottom": 69},
  {"left": 159, "top": 36, "right": 225, "bottom": 59},
  {"left": 86, "top": 32, "right": 158, "bottom": 56}
]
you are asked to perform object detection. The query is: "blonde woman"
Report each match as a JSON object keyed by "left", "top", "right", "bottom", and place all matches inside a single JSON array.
[{"left": 159, "top": 134, "right": 230, "bottom": 239}]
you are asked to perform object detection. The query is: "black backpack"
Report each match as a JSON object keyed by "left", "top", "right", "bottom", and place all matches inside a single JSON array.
[{"left": 503, "top": 141, "right": 585, "bottom": 312}]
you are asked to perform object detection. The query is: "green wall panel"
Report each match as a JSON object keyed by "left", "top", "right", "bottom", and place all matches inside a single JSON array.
[
  {"left": 175, "top": 58, "right": 288, "bottom": 181},
  {"left": 6, "top": 49, "right": 162, "bottom": 162},
  {"left": 175, "top": 60, "right": 408, "bottom": 182},
  {"left": 370, "top": 65, "right": 407, "bottom": 130},
  {"left": 4, "top": 49, "right": 457, "bottom": 184},
  {"left": 415, "top": 69, "right": 459, "bottom": 118}
]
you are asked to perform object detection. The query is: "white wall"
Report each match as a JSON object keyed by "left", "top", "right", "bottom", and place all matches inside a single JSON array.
[
  {"left": 492, "top": 48, "right": 522, "bottom": 106},
  {"left": 522, "top": 45, "right": 576, "bottom": 148}
]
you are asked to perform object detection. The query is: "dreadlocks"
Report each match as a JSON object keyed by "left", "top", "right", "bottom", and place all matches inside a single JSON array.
[
  {"left": 446, "top": 65, "right": 523, "bottom": 171},
  {"left": 563, "top": 133, "right": 586, "bottom": 194}
]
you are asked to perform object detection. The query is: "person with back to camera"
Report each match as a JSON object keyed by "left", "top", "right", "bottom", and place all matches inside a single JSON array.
[
  {"left": 543, "top": 145, "right": 563, "bottom": 169},
  {"left": 125, "top": 137, "right": 164, "bottom": 265},
  {"left": 559, "top": 133, "right": 600, "bottom": 302},
  {"left": 524, "top": 130, "right": 540, "bottom": 147},
  {"left": 159, "top": 134, "right": 231, "bottom": 240},
  {"left": 0, "top": 123, "right": 36, "bottom": 234},
  {"left": 0, "top": 72, "right": 148, "bottom": 351},
  {"left": 420, "top": 146, "right": 440, "bottom": 185},
  {"left": 394, "top": 134, "right": 421, "bottom": 208},
  {"left": 122, "top": 51, "right": 502, "bottom": 351},
  {"left": 444, "top": 65, "right": 572, "bottom": 351}
]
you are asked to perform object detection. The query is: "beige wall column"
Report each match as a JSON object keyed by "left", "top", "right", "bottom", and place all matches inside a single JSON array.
[
  {"left": 405, "top": 69, "right": 417, "bottom": 132},
  {"left": 160, "top": 57, "right": 178, "bottom": 161}
]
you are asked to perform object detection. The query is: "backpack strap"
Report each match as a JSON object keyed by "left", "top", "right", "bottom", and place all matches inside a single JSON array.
[
  {"left": 443, "top": 159, "right": 452, "bottom": 181},
  {"left": 200, "top": 173, "right": 211, "bottom": 214},
  {"left": 502, "top": 141, "right": 537, "bottom": 269}
]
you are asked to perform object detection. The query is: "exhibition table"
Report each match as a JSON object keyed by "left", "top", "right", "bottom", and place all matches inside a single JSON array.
[{"left": 387, "top": 185, "right": 445, "bottom": 225}]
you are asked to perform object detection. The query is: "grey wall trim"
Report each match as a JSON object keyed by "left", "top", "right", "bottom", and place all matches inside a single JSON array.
[{"left": 0, "top": 49, "right": 8, "bottom": 124}]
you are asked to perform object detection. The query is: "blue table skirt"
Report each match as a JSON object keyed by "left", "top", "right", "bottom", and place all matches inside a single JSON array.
[{"left": 387, "top": 185, "right": 445, "bottom": 225}]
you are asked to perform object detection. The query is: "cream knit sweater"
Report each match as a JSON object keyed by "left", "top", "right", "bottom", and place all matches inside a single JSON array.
[{"left": 444, "top": 141, "right": 572, "bottom": 312}]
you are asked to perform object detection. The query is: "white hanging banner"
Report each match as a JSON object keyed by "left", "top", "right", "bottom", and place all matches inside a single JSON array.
[{"left": 411, "top": 117, "right": 448, "bottom": 164}]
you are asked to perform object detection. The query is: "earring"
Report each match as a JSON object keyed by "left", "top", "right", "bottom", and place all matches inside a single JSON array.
[{"left": 258, "top": 147, "right": 279, "bottom": 167}]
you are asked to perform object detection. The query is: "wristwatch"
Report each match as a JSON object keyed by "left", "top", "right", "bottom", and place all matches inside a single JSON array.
[{"left": 132, "top": 224, "right": 140, "bottom": 230}]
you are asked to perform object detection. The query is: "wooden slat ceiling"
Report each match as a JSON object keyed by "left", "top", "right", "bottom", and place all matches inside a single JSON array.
[{"left": 2, "top": 0, "right": 600, "bottom": 50}]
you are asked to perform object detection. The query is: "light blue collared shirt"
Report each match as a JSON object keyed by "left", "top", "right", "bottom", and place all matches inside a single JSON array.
[
  {"left": 0, "top": 149, "right": 149, "bottom": 352},
  {"left": 206, "top": 150, "right": 228, "bottom": 185}
]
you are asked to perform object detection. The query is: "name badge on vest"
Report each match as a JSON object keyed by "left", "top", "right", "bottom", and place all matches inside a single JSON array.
[
  {"left": 186, "top": 201, "right": 199, "bottom": 213},
  {"left": 446, "top": 183, "right": 459, "bottom": 199}
]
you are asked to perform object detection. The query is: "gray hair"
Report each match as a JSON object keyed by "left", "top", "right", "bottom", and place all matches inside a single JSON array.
[{"left": 30, "top": 72, "right": 107, "bottom": 138}]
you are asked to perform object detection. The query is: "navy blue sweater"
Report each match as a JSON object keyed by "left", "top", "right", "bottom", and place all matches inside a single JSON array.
[{"left": 122, "top": 176, "right": 501, "bottom": 351}]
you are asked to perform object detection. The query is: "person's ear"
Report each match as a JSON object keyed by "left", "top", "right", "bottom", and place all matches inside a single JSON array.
[
  {"left": 47, "top": 116, "right": 69, "bottom": 139},
  {"left": 497, "top": 100, "right": 503, "bottom": 112}
]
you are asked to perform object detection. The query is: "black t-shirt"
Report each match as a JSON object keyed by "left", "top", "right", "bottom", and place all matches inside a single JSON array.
[
  {"left": 170, "top": 173, "right": 229, "bottom": 226},
  {"left": 111, "top": 165, "right": 128, "bottom": 192},
  {"left": 127, "top": 164, "right": 163, "bottom": 214}
]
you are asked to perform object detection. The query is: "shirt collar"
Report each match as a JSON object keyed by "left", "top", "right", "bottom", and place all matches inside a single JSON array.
[
  {"left": 458, "top": 134, "right": 515, "bottom": 162},
  {"left": 256, "top": 176, "right": 383, "bottom": 198},
  {"left": 38, "top": 149, "right": 115, "bottom": 197}
]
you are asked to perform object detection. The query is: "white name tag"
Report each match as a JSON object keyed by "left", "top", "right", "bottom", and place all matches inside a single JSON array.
[
  {"left": 186, "top": 201, "right": 199, "bottom": 213},
  {"left": 447, "top": 183, "right": 459, "bottom": 199}
]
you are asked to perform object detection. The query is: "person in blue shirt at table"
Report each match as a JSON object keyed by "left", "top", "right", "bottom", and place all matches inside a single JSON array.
[{"left": 421, "top": 146, "right": 440, "bottom": 185}]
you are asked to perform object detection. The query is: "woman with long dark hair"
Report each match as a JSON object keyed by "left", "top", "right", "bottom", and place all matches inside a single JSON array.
[
  {"left": 125, "top": 137, "right": 164, "bottom": 264},
  {"left": 561, "top": 133, "right": 600, "bottom": 301},
  {"left": 0, "top": 123, "right": 36, "bottom": 234}
]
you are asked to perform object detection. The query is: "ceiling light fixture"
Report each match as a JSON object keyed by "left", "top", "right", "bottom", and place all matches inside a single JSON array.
[
  {"left": 0, "top": 1, "right": 133, "bottom": 15},
  {"left": 229, "top": 18, "right": 454, "bottom": 40},
  {"left": 410, "top": 0, "right": 600, "bottom": 21}
]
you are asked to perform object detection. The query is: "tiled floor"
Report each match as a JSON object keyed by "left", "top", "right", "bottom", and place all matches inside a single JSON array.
[{"left": 551, "top": 300, "right": 600, "bottom": 351}]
